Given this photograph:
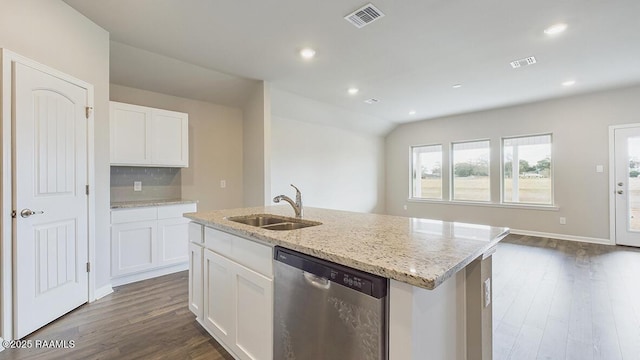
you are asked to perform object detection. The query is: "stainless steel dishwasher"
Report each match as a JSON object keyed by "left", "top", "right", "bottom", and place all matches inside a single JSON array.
[{"left": 274, "top": 246, "right": 388, "bottom": 360}]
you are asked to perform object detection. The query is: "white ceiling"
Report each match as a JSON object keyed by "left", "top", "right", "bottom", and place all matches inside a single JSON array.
[
  {"left": 64, "top": 0, "right": 640, "bottom": 125},
  {"left": 110, "top": 41, "right": 259, "bottom": 107}
]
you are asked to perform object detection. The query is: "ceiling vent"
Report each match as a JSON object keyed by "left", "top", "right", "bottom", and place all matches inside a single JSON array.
[
  {"left": 510, "top": 56, "right": 537, "bottom": 69},
  {"left": 345, "top": 3, "right": 385, "bottom": 28},
  {"left": 364, "top": 98, "right": 380, "bottom": 104}
]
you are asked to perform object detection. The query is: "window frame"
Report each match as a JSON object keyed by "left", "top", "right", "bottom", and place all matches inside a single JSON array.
[
  {"left": 450, "top": 139, "right": 491, "bottom": 203},
  {"left": 409, "top": 143, "right": 444, "bottom": 200},
  {"left": 500, "top": 133, "right": 554, "bottom": 206}
]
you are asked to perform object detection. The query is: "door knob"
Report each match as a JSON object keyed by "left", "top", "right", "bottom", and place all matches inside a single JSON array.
[
  {"left": 20, "top": 209, "right": 44, "bottom": 218},
  {"left": 617, "top": 190, "right": 624, "bottom": 195}
]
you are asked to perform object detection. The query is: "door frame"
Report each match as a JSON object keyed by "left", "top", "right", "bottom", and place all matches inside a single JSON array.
[
  {"left": 608, "top": 123, "right": 640, "bottom": 245},
  {"left": 0, "top": 49, "right": 96, "bottom": 341}
]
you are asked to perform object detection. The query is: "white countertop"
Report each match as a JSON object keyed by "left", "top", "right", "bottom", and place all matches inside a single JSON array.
[{"left": 185, "top": 205, "right": 509, "bottom": 290}]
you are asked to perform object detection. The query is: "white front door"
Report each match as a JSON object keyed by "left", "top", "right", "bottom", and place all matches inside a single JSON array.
[
  {"left": 13, "top": 62, "right": 89, "bottom": 338},
  {"left": 614, "top": 126, "right": 640, "bottom": 247}
]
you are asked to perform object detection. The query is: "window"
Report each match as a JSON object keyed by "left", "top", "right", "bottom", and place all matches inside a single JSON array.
[
  {"left": 502, "top": 134, "right": 552, "bottom": 204},
  {"left": 411, "top": 145, "right": 442, "bottom": 199},
  {"left": 452, "top": 140, "right": 490, "bottom": 201}
]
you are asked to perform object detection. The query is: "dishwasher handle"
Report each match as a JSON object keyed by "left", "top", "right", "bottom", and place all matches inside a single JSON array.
[{"left": 303, "top": 271, "right": 330, "bottom": 290}]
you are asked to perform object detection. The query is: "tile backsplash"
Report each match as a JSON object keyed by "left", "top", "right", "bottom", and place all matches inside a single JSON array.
[{"left": 110, "top": 166, "right": 181, "bottom": 203}]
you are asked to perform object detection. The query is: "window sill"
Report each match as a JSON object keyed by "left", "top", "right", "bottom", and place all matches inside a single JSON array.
[{"left": 407, "top": 198, "right": 559, "bottom": 211}]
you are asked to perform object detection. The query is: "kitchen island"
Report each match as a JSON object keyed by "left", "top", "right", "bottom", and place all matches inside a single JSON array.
[{"left": 185, "top": 205, "right": 509, "bottom": 360}]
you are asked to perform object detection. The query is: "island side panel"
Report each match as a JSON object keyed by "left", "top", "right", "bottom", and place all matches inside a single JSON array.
[
  {"left": 465, "top": 254, "right": 493, "bottom": 360},
  {"left": 389, "top": 272, "right": 467, "bottom": 360}
]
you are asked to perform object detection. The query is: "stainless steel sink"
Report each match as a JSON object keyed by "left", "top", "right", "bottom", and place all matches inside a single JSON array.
[
  {"left": 228, "top": 215, "right": 286, "bottom": 227},
  {"left": 261, "top": 222, "right": 316, "bottom": 231},
  {"left": 226, "top": 214, "right": 321, "bottom": 231}
]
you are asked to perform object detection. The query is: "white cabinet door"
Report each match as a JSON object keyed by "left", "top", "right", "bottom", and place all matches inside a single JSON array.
[
  {"left": 111, "top": 220, "right": 157, "bottom": 277},
  {"left": 109, "top": 101, "right": 188, "bottom": 167},
  {"left": 151, "top": 109, "right": 189, "bottom": 167},
  {"left": 234, "top": 262, "right": 274, "bottom": 360},
  {"left": 157, "top": 217, "right": 190, "bottom": 266},
  {"left": 203, "top": 249, "right": 235, "bottom": 344},
  {"left": 201, "top": 247, "right": 273, "bottom": 360},
  {"left": 188, "top": 243, "right": 203, "bottom": 320},
  {"left": 110, "top": 102, "right": 152, "bottom": 165}
]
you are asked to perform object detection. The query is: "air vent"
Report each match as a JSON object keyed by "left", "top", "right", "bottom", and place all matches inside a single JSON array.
[
  {"left": 345, "top": 3, "right": 385, "bottom": 28},
  {"left": 364, "top": 98, "right": 379, "bottom": 104},
  {"left": 510, "top": 56, "right": 537, "bottom": 69}
]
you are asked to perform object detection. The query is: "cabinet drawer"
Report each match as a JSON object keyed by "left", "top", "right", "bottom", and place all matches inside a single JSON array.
[
  {"left": 158, "top": 203, "right": 197, "bottom": 219},
  {"left": 205, "top": 227, "right": 233, "bottom": 257},
  {"left": 205, "top": 227, "right": 273, "bottom": 278},
  {"left": 111, "top": 207, "right": 157, "bottom": 224},
  {"left": 189, "top": 222, "right": 204, "bottom": 244},
  {"left": 232, "top": 236, "right": 273, "bottom": 278}
]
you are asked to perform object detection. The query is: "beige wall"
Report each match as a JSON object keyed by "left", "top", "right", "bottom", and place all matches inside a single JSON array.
[
  {"left": 386, "top": 84, "right": 640, "bottom": 241},
  {"left": 271, "top": 116, "right": 386, "bottom": 213},
  {"left": 110, "top": 84, "right": 244, "bottom": 211},
  {"left": 0, "top": 0, "right": 111, "bottom": 289},
  {"left": 242, "top": 82, "right": 271, "bottom": 206}
]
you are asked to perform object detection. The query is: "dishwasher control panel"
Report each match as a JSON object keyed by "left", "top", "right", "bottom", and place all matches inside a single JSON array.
[
  {"left": 275, "top": 246, "right": 387, "bottom": 298},
  {"left": 330, "top": 269, "right": 370, "bottom": 293}
]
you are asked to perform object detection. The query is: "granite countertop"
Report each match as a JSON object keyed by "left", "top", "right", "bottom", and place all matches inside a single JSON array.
[
  {"left": 185, "top": 205, "right": 509, "bottom": 290},
  {"left": 111, "top": 199, "right": 197, "bottom": 209}
]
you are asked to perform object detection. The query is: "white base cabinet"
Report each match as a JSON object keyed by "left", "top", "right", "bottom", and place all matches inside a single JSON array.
[
  {"left": 190, "top": 224, "right": 273, "bottom": 360},
  {"left": 111, "top": 203, "right": 196, "bottom": 286},
  {"left": 188, "top": 242, "right": 203, "bottom": 320},
  {"left": 232, "top": 257, "right": 273, "bottom": 360},
  {"left": 158, "top": 217, "right": 190, "bottom": 266},
  {"left": 111, "top": 220, "right": 157, "bottom": 276}
]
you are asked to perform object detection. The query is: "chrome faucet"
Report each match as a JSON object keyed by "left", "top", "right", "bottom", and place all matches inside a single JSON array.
[{"left": 273, "top": 184, "right": 303, "bottom": 218}]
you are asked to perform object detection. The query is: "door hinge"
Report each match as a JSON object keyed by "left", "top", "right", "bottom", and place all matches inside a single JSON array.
[
  {"left": 85, "top": 106, "right": 93, "bottom": 119},
  {"left": 11, "top": 210, "right": 16, "bottom": 218},
  {"left": 86, "top": 185, "right": 89, "bottom": 195},
  {"left": 86, "top": 262, "right": 90, "bottom": 272}
]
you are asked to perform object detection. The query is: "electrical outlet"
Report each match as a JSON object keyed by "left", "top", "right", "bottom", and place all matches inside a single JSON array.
[
  {"left": 596, "top": 165, "right": 604, "bottom": 173},
  {"left": 559, "top": 217, "right": 567, "bottom": 225},
  {"left": 484, "top": 278, "right": 491, "bottom": 308},
  {"left": 403, "top": 205, "right": 407, "bottom": 210},
  {"left": 220, "top": 180, "right": 226, "bottom": 188},
  {"left": 134, "top": 181, "right": 142, "bottom": 192}
]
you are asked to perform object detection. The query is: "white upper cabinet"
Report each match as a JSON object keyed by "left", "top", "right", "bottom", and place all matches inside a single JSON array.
[
  {"left": 110, "top": 101, "right": 189, "bottom": 167},
  {"left": 110, "top": 102, "right": 151, "bottom": 165}
]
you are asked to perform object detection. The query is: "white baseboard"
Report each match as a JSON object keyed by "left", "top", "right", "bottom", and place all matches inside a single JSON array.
[
  {"left": 94, "top": 284, "right": 114, "bottom": 300},
  {"left": 111, "top": 263, "right": 188, "bottom": 287},
  {"left": 510, "top": 229, "right": 613, "bottom": 245}
]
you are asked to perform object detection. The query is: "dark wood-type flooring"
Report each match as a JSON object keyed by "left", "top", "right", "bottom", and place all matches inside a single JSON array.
[
  {"left": 1, "top": 272, "right": 233, "bottom": 360},
  {"left": 3, "top": 234, "right": 640, "bottom": 359},
  {"left": 494, "top": 235, "right": 640, "bottom": 360}
]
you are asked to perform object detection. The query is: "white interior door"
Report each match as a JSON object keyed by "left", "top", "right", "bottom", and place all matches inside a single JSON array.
[
  {"left": 614, "top": 126, "right": 640, "bottom": 247},
  {"left": 13, "top": 62, "right": 89, "bottom": 338}
]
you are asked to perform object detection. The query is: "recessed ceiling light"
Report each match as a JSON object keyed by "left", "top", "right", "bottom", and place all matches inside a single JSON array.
[
  {"left": 299, "top": 48, "right": 316, "bottom": 59},
  {"left": 348, "top": 88, "right": 359, "bottom": 95},
  {"left": 562, "top": 80, "right": 576, "bottom": 87},
  {"left": 544, "top": 23, "right": 568, "bottom": 35},
  {"left": 452, "top": 84, "right": 462, "bottom": 88},
  {"left": 409, "top": 110, "right": 416, "bottom": 115}
]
